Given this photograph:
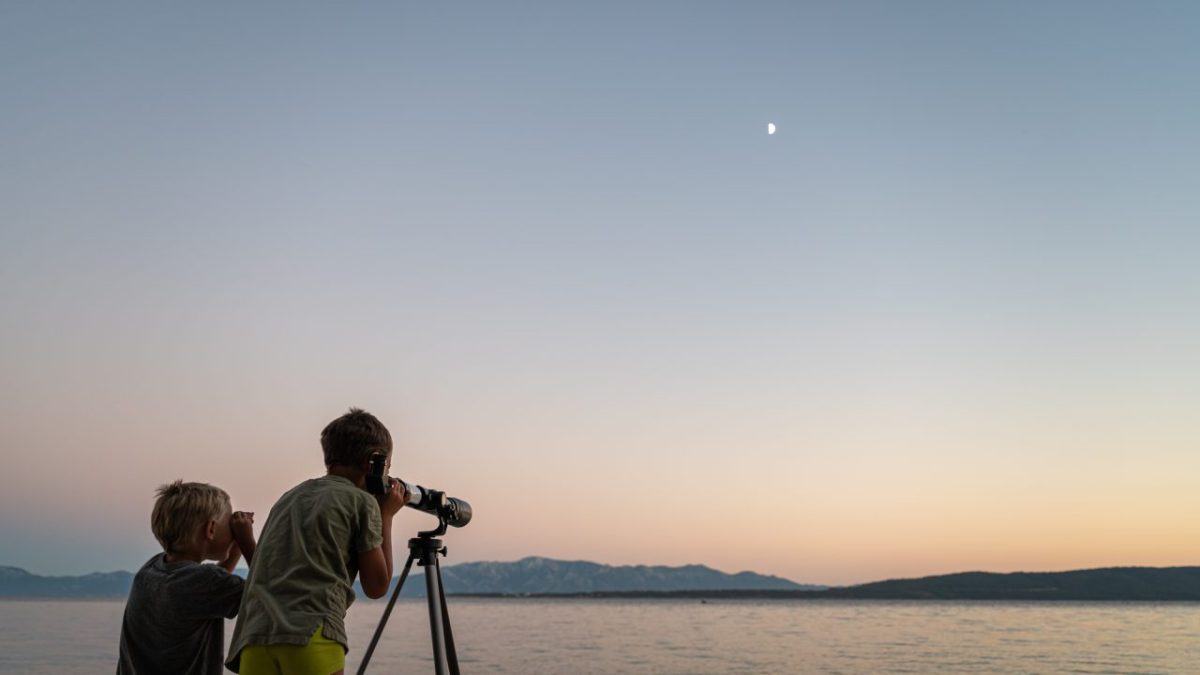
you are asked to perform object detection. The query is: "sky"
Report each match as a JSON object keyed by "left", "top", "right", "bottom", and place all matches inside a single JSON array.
[{"left": 2, "top": 1, "right": 1199, "bottom": 586}]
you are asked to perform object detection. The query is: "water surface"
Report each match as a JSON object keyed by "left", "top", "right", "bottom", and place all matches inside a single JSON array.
[{"left": 2, "top": 598, "right": 1197, "bottom": 674}]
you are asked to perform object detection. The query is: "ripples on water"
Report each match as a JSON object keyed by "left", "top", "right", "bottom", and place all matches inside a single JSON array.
[{"left": 2, "top": 598, "right": 1198, "bottom": 674}]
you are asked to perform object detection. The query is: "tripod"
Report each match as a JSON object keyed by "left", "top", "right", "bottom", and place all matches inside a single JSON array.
[{"left": 356, "top": 518, "right": 460, "bottom": 675}]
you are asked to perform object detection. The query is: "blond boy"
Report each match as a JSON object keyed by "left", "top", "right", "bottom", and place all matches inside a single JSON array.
[{"left": 117, "top": 480, "right": 257, "bottom": 675}]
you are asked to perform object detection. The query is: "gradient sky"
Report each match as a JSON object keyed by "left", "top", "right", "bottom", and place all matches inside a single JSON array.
[{"left": 2, "top": 2, "right": 1199, "bottom": 586}]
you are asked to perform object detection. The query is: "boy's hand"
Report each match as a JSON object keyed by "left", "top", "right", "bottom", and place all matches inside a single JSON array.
[
  {"left": 377, "top": 478, "right": 408, "bottom": 517},
  {"left": 231, "top": 511, "right": 255, "bottom": 542},
  {"left": 230, "top": 511, "right": 257, "bottom": 564}
]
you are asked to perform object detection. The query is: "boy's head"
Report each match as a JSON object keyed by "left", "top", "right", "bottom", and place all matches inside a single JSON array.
[
  {"left": 151, "top": 480, "right": 232, "bottom": 555},
  {"left": 321, "top": 407, "right": 393, "bottom": 469}
]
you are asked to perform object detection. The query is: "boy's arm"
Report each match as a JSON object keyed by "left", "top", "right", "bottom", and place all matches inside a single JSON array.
[
  {"left": 218, "top": 542, "right": 242, "bottom": 573},
  {"left": 358, "top": 479, "right": 406, "bottom": 599},
  {"left": 180, "top": 564, "right": 245, "bottom": 621},
  {"left": 229, "top": 511, "right": 256, "bottom": 566}
]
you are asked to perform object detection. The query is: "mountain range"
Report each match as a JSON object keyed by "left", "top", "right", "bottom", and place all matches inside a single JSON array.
[
  {"left": 570, "top": 567, "right": 1200, "bottom": 601},
  {"left": 0, "top": 566, "right": 133, "bottom": 598},
  {"left": 407, "top": 556, "right": 818, "bottom": 596},
  {"left": 0, "top": 557, "right": 815, "bottom": 599},
  {"left": 5, "top": 561, "right": 1200, "bottom": 601},
  {"left": 822, "top": 566, "right": 1200, "bottom": 601}
]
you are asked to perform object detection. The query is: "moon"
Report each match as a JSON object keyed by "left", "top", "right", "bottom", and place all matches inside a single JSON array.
[{"left": 767, "top": 122, "right": 776, "bottom": 135}]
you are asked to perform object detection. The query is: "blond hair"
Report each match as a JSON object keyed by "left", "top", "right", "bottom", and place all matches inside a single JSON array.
[{"left": 151, "top": 480, "right": 231, "bottom": 553}]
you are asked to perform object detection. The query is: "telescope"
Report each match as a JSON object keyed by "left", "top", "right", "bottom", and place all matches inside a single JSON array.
[
  {"left": 360, "top": 453, "right": 471, "bottom": 675},
  {"left": 366, "top": 453, "right": 472, "bottom": 528}
]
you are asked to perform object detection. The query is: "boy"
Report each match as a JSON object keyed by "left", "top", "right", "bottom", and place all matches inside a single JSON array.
[
  {"left": 226, "top": 408, "right": 407, "bottom": 675},
  {"left": 118, "top": 480, "right": 257, "bottom": 675}
]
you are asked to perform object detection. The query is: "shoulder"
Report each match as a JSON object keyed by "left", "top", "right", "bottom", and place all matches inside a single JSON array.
[
  {"left": 321, "top": 478, "right": 378, "bottom": 526},
  {"left": 132, "top": 553, "right": 172, "bottom": 581},
  {"left": 174, "top": 562, "right": 242, "bottom": 589},
  {"left": 265, "top": 478, "right": 322, "bottom": 514},
  {"left": 137, "top": 553, "right": 166, "bottom": 574},
  {"left": 172, "top": 565, "right": 244, "bottom": 607},
  {"left": 273, "top": 476, "right": 375, "bottom": 524},
  {"left": 344, "top": 482, "right": 378, "bottom": 510},
  {"left": 321, "top": 475, "right": 374, "bottom": 502},
  {"left": 197, "top": 563, "right": 240, "bottom": 581},
  {"left": 278, "top": 478, "right": 320, "bottom": 500},
  {"left": 129, "top": 554, "right": 167, "bottom": 592}
]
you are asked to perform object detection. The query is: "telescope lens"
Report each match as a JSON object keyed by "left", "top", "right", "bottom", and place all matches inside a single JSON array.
[
  {"left": 442, "top": 497, "right": 472, "bottom": 528},
  {"left": 401, "top": 481, "right": 472, "bottom": 528}
]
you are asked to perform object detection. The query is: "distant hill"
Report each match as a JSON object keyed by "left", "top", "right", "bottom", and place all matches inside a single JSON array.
[
  {"left": 7, "top": 562, "right": 1199, "bottom": 601},
  {"left": 0, "top": 566, "right": 133, "bottom": 598},
  {"left": 567, "top": 567, "right": 1200, "bottom": 601},
  {"left": 392, "top": 556, "right": 819, "bottom": 596},
  {"left": 0, "top": 558, "right": 815, "bottom": 598},
  {"left": 825, "top": 566, "right": 1200, "bottom": 601}
]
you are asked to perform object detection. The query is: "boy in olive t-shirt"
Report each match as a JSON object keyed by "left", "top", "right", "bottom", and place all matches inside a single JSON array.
[{"left": 226, "top": 409, "right": 407, "bottom": 675}]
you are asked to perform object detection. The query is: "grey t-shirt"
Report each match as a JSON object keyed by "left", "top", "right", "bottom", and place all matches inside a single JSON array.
[{"left": 117, "top": 554, "right": 244, "bottom": 675}]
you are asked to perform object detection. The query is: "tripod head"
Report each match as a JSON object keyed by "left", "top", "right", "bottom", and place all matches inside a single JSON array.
[{"left": 419, "top": 516, "right": 451, "bottom": 539}]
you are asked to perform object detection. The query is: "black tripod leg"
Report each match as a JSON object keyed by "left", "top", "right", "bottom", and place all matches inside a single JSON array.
[
  {"left": 434, "top": 558, "right": 461, "bottom": 675},
  {"left": 422, "top": 545, "right": 451, "bottom": 675},
  {"left": 356, "top": 551, "right": 419, "bottom": 675}
]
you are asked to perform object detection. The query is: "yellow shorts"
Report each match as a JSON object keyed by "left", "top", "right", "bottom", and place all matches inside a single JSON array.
[{"left": 239, "top": 625, "right": 346, "bottom": 675}]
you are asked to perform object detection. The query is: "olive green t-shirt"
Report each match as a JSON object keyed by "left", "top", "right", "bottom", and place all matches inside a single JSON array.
[{"left": 225, "top": 475, "right": 383, "bottom": 672}]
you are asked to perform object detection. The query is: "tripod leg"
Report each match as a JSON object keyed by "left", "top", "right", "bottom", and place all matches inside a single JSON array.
[
  {"left": 356, "top": 551, "right": 419, "bottom": 675},
  {"left": 434, "top": 557, "right": 461, "bottom": 675},
  {"left": 422, "top": 544, "right": 451, "bottom": 675}
]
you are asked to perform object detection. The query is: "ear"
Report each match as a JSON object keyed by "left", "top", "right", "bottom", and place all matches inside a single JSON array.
[{"left": 205, "top": 519, "right": 217, "bottom": 541}]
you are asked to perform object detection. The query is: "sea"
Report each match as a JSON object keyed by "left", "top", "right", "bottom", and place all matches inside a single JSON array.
[{"left": 2, "top": 597, "right": 1198, "bottom": 674}]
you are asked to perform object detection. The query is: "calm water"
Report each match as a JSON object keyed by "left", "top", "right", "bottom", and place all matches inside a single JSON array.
[{"left": 2, "top": 598, "right": 1199, "bottom": 674}]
